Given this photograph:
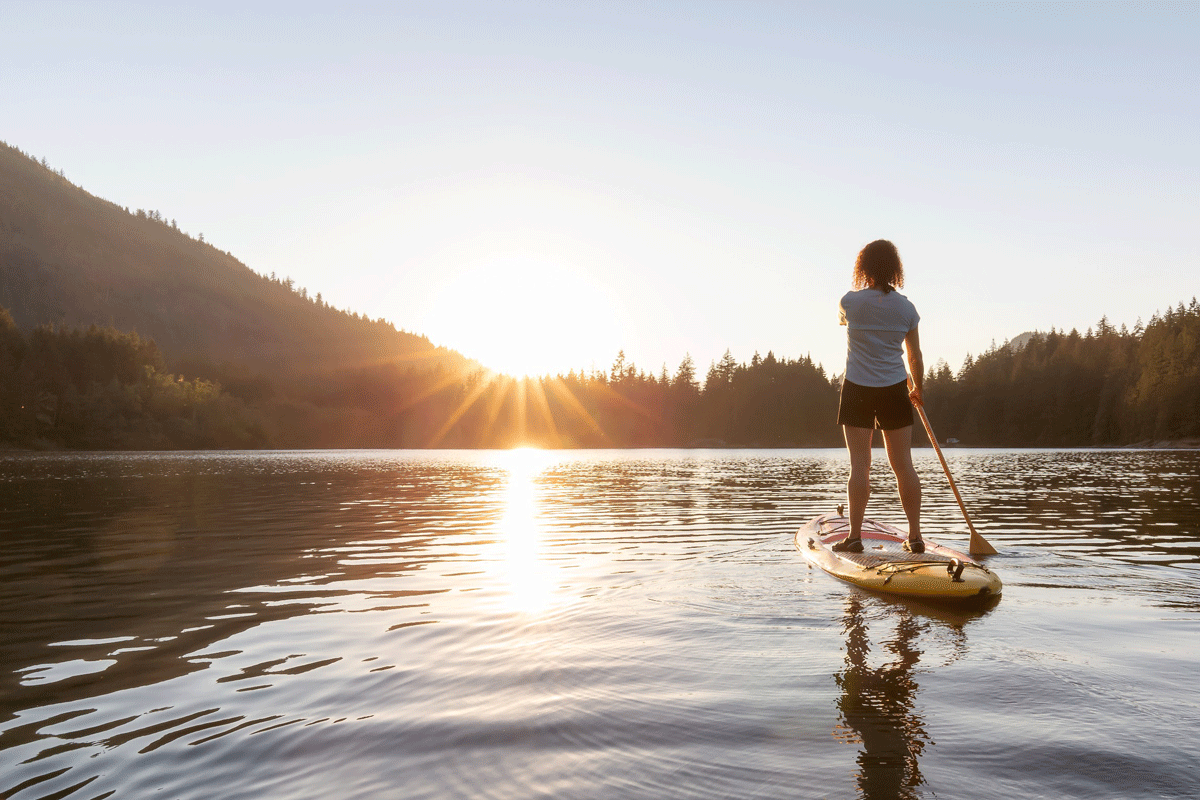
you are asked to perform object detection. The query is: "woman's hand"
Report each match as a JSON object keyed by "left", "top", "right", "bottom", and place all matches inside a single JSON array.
[
  {"left": 905, "top": 327, "right": 924, "bottom": 408},
  {"left": 908, "top": 379, "right": 923, "bottom": 408}
]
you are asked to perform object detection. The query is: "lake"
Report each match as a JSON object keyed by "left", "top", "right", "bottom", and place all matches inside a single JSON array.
[{"left": 1, "top": 448, "right": 1198, "bottom": 800}]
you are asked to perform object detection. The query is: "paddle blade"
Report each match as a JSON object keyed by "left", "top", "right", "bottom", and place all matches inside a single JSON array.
[{"left": 969, "top": 529, "right": 999, "bottom": 556}]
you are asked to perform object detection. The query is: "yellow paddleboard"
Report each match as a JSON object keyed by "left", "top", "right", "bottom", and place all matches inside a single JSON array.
[{"left": 798, "top": 512, "right": 1001, "bottom": 603}]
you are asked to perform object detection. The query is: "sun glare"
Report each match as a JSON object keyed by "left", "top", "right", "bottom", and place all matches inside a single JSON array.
[
  {"left": 425, "top": 256, "right": 624, "bottom": 377},
  {"left": 491, "top": 448, "right": 558, "bottom": 614}
]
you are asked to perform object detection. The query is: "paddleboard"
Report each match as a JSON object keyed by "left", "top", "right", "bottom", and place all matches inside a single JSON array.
[{"left": 797, "top": 511, "right": 1001, "bottom": 602}]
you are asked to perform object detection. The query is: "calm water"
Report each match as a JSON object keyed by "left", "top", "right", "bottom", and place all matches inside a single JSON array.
[{"left": 1, "top": 448, "right": 1198, "bottom": 800}]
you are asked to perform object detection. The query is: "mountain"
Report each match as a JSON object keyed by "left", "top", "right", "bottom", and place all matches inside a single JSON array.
[
  {"left": 0, "top": 141, "right": 472, "bottom": 379},
  {"left": 1007, "top": 331, "right": 1036, "bottom": 351}
]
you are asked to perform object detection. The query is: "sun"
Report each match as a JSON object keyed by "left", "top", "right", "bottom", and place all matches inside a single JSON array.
[{"left": 424, "top": 256, "right": 624, "bottom": 377}]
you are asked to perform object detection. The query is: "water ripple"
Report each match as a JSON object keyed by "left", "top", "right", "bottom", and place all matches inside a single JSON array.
[{"left": 2, "top": 449, "right": 1199, "bottom": 799}]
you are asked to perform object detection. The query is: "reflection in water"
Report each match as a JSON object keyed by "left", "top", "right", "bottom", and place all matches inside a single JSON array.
[
  {"left": 835, "top": 596, "right": 929, "bottom": 799},
  {"left": 494, "top": 449, "right": 556, "bottom": 615}
]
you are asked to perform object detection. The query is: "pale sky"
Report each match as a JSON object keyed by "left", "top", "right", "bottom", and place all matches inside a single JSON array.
[{"left": 3, "top": 1, "right": 1198, "bottom": 379}]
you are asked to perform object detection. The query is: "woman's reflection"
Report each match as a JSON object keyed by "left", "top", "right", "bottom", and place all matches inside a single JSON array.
[{"left": 834, "top": 595, "right": 929, "bottom": 799}]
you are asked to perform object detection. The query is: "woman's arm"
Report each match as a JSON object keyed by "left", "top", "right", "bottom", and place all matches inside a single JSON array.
[{"left": 905, "top": 326, "right": 924, "bottom": 407}]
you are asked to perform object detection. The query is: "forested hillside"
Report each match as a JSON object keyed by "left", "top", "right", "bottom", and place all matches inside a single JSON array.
[{"left": 0, "top": 141, "right": 469, "bottom": 376}]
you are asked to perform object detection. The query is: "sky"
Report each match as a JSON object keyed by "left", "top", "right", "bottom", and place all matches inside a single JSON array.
[{"left": 3, "top": 1, "right": 1198, "bottom": 379}]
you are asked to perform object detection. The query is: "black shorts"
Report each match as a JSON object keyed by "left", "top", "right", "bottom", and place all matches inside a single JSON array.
[{"left": 837, "top": 379, "right": 913, "bottom": 430}]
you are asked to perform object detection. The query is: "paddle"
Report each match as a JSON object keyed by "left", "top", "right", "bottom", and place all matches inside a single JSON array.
[{"left": 915, "top": 404, "right": 999, "bottom": 556}]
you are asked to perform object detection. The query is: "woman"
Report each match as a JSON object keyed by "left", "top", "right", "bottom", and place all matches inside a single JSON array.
[{"left": 832, "top": 239, "right": 925, "bottom": 554}]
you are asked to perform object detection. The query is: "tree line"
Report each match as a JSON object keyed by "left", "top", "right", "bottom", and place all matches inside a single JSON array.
[
  {"left": 411, "top": 349, "right": 841, "bottom": 449},
  {"left": 0, "top": 309, "right": 265, "bottom": 449},
  {"left": 2, "top": 299, "right": 1197, "bottom": 451},
  {"left": 924, "top": 300, "right": 1200, "bottom": 447},
  {"left": 319, "top": 299, "right": 1199, "bottom": 450}
]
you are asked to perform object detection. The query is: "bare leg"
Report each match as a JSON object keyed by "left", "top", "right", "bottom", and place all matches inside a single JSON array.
[
  {"left": 882, "top": 425, "right": 922, "bottom": 542},
  {"left": 843, "top": 425, "right": 874, "bottom": 540}
]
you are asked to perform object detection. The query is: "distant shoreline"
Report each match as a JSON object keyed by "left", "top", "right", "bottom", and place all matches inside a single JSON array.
[
  {"left": 1120, "top": 438, "right": 1200, "bottom": 450},
  {"left": 5, "top": 440, "right": 1200, "bottom": 453}
]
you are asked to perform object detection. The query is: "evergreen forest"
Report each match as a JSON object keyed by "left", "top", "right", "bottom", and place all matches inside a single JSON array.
[
  {"left": 0, "top": 309, "right": 265, "bottom": 449},
  {"left": 2, "top": 300, "right": 1198, "bottom": 451},
  {"left": 921, "top": 304, "right": 1200, "bottom": 447}
]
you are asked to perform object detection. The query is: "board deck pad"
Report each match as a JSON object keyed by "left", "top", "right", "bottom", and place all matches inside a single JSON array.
[{"left": 816, "top": 516, "right": 962, "bottom": 568}]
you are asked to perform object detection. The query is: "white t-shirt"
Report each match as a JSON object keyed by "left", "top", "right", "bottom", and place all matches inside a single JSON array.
[{"left": 838, "top": 287, "right": 920, "bottom": 387}]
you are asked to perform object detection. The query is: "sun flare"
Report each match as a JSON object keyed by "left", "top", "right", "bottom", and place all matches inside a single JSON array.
[{"left": 424, "top": 256, "right": 625, "bottom": 377}]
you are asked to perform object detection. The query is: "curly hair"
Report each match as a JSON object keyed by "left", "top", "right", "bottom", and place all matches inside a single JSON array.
[{"left": 852, "top": 240, "right": 904, "bottom": 293}]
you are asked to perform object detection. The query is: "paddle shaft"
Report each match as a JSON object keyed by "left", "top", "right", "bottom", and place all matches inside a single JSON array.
[{"left": 915, "top": 404, "right": 999, "bottom": 556}]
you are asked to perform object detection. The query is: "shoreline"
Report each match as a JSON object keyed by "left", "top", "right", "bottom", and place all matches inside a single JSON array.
[
  {"left": 1120, "top": 438, "right": 1200, "bottom": 449},
  {"left": 4, "top": 439, "right": 1200, "bottom": 453}
]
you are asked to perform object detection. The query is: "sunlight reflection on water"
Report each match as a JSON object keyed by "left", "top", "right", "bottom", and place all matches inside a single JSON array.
[{"left": 494, "top": 448, "right": 557, "bottom": 615}]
